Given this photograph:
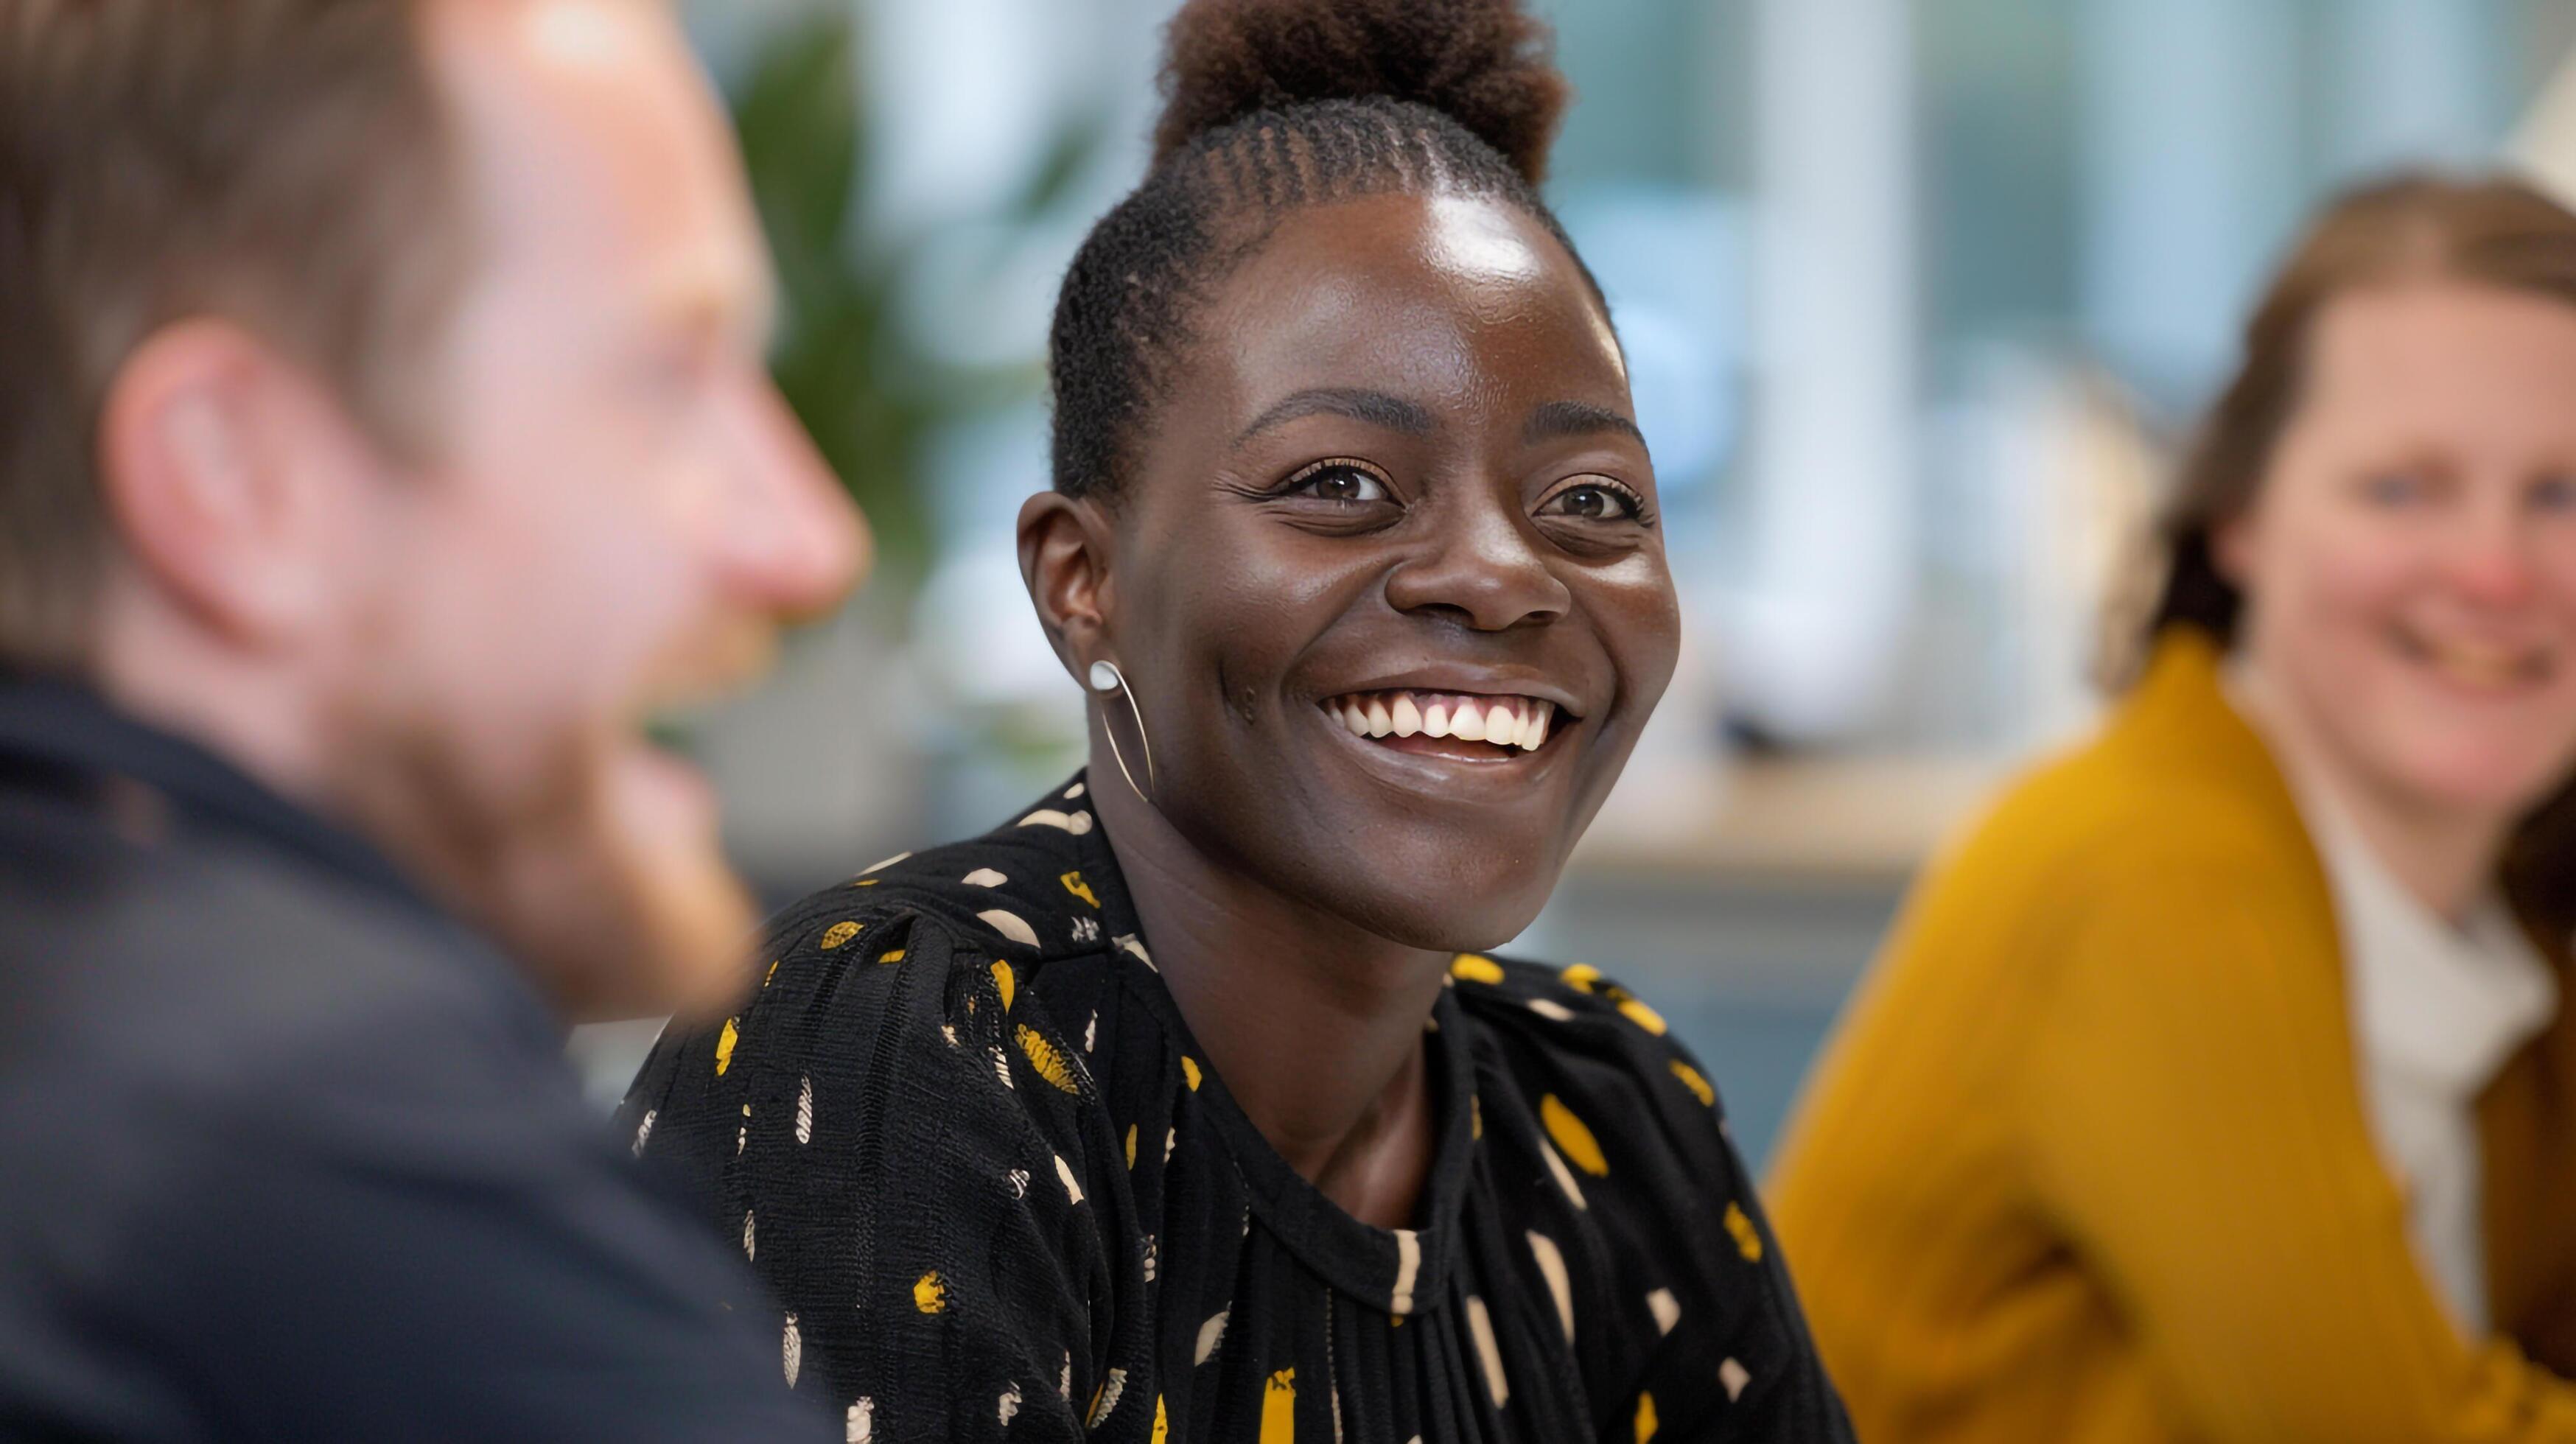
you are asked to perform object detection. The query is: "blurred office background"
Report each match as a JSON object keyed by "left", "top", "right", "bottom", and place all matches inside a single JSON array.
[{"left": 575, "top": 0, "right": 2576, "bottom": 1168}]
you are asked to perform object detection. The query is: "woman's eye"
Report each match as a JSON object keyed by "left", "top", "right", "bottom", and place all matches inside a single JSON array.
[
  {"left": 2359, "top": 470, "right": 2432, "bottom": 508},
  {"left": 2533, "top": 474, "right": 2576, "bottom": 514},
  {"left": 1539, "top": 481, "right": 1645, "bottom": 522},
  {"left": 1281, "top": 463, "right": 1391, "bottom": 505}
]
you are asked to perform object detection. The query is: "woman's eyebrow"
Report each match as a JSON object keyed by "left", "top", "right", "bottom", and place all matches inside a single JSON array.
[
  {"left": 1524, "top": 399, "right": 1646, "bottom": 446},
  {"left": 1233, "top": 388, "right": 1436, "bottom": 447}
]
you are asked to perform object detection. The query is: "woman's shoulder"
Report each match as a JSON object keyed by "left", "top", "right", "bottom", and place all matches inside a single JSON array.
[
  {"left": 624, "top": 799, "right": 1130, "bottom": 1177},
  {"left": 1981, "top": 743, "right": 2267, "bottom": 877},
  {"left": 1940, "top": 635, "right": 2317, "bottom": 904},
  {"left": 1903, "top": 726, "right": 2317, "bottom": 975},
  {"left": 1446, "top": 950, "right": 1683, "bottom": 1048},
  {"left": 768, "top": 800, "right": 1127, "bottom": 970},
  {"left": 1869, "top": 681, "right": 2340, "bottom": 1014},
  {"left": 1446, "top": 950, "right": 1735, "bottom": 1146},
  {"left": 620, "top": 809, "right": 1141, "bottom": 1437}
]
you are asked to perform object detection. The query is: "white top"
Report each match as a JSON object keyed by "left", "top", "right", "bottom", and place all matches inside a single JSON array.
[{"left": 2300, "top": 785, "right": 2559, "bottom": 1333}]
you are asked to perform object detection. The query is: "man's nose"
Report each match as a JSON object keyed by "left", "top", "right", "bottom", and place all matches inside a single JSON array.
[{"left": 712, "top": 378, "right": 869, "bottom": 620}]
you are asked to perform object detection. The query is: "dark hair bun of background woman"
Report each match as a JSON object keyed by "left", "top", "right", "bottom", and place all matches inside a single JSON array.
[{"left": 1152, "top": 0, "right": 1569, "bottom": 184}]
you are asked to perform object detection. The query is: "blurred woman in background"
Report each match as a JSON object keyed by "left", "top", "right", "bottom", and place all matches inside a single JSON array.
[
  {"left": 621, "top": 0, "right": 1853, "bottom": 1438},
  {"left": 1770, "top": 175, "right": 2576, "bottom": 1442}
]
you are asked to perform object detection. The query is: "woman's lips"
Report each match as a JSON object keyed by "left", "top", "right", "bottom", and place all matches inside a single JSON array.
[
  {"left": 1317, "top": 689, "right": 1564, "bottom": 757},
  {"left": 2390, "top": 623, "right": 2555, "bottom": 692}
]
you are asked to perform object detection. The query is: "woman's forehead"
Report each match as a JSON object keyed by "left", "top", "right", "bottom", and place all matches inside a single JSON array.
[
  {"left": 2282, "top": 282, "right": 2576, "bottom": 468},
  {"left": 1416, "top": 193, "right": 1553, "bottom": 284},
  {"left": 1193, "top": 192, "right": 1628, "bottom": 424}
]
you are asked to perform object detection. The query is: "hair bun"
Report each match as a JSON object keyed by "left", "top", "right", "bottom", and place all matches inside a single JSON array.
[{"left": 1152, "top": 0, "right": 1569, "bottom": 184}]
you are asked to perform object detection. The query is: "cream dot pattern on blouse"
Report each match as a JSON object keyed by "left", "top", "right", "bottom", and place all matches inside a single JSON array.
[{"left": 616, "top": 775, "right": 1855, "bottom": 1441}]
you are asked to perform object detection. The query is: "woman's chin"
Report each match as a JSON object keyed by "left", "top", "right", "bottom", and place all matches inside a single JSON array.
[
  {"left": 2362, "top": 728, "right": 2576, "bottom": 830},
  {"left": 1323, "top": 872, "right": 1555, "bottom": 956}
]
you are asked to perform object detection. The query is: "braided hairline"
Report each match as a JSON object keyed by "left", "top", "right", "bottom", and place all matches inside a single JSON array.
[{"left": 1046, "top": 95, "right": 1603, "bottom": 502}]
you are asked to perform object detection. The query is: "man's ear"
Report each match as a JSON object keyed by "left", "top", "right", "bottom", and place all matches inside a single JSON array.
[
  {"left": 95, "top": 319, "right": 374, "bottom": 649},
  {"left": 1018, "top": 489, "right": 1116, "bottom": 674}
]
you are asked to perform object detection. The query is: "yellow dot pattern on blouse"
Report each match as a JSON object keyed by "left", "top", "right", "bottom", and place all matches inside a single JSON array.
[
  {"left": 1617, "top": 997, "right": 1668, "bottom": 1036},
  {"left": 1669, "top": 1060, "right": 1715, "bottom": 1108},
  {"left": 1261, "top": 1367, "right": 1296, "bottom": 1444},
  {"left": 1016, "top": 1025, "right": 1079, "bottom": 1095},
  {"left": 1541, "top": 1094, "right": 1609, "bottom": 1177},
  {"left": 1724, "top": 1201, "right": 1763, "bottom": 1261},
  {"left": 617, "top": 784, "right": 1858, "bottom": 1440}
]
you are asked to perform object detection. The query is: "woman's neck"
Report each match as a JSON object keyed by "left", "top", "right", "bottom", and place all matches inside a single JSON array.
[
  {"left": 2230, "top": 662, "right": 2509, "bottom": 923},
  {"left": 1093, "top": 766, "right": 1449, "bottom": 1228}
]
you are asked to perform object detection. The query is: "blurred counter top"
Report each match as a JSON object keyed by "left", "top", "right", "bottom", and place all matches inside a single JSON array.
[{"left": 1570, "top": 751, "right": 2010, "bottom": 886}]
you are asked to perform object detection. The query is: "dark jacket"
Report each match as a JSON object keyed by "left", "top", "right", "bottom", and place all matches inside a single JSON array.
[{"left": 0, "top": 676, "right": 826, "bottom": 1441}]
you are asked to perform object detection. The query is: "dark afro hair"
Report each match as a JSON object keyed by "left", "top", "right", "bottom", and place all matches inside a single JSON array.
[
  {"left": 1046, "top": 0, "right": 1595, "bottom": 501},
  {"left": 1152, "top": 0, "right": 1567, "bottom": 184}
]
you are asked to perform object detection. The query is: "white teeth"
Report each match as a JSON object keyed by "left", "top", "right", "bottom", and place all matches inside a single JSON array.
[
  {"left": 1324, "top": 692, "right": 1565, "bottom": 751},
  {"left": 2429, "top": 642, "right": 2527, "bottom": 686}
]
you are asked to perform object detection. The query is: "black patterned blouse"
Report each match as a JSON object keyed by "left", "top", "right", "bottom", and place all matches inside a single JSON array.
[{"left": 621, "top": 777, "right": 1852, "bottom": 1442}]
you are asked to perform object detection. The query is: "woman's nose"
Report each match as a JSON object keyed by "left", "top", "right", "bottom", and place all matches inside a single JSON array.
[
  {"left": 2441, "top": 497, "right": 2541, "bottom": 612},
  {"left": 1382, "top": 494, "right": 1571, "bottom": 631}
]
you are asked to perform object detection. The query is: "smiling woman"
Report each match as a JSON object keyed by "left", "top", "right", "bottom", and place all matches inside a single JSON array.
[
  {"left": 1771, "top": 176, "right": 2576, "bottom": 1443},
  {"left": 618, "top": 0, "right": 1853, "bottom": 1440}
]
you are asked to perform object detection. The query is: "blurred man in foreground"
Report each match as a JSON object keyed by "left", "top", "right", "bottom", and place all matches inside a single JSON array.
[{"left": 0, "top": 0, "right": 864, "bottom": 1435}]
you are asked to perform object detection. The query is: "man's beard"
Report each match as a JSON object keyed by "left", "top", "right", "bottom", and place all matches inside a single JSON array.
[{"left": 330, "top": 705, "right": 761, "bottom": 1026}]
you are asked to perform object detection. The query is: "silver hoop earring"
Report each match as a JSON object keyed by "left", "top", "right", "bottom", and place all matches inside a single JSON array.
[{"left": 1088, "top": 659, "right": 1158, "bottom": 803}]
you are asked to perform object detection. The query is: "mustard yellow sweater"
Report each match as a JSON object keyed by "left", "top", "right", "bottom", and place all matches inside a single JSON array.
[{"left": 1768, "top": 630, "right": 2576, "bottom": 1443}]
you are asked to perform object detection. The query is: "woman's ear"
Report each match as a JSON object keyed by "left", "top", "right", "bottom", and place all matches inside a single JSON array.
[
  {"left": 2211, "top": 507, "right": 2262, "bottom": 593},
  {"left": 1018, "top": 491, "right": 1116, "bottom": 674}
]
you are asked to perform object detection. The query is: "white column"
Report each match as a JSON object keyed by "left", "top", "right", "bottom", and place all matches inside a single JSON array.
[
  {"left": 1725, "top": 0, "right": 1919, "bottom": 743},
  {"left": 2076, "top": 0, "right": 2301, "bottom": 397}
]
